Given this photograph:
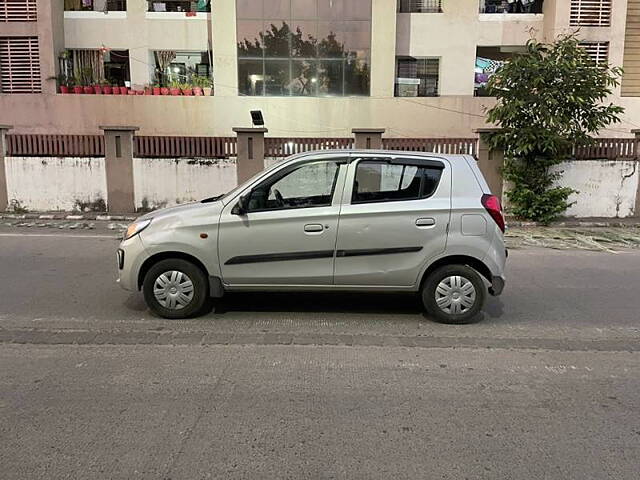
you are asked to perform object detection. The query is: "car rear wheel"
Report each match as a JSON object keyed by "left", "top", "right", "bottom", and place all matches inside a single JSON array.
[
  {"left": 143, "top": 258, "right": 209, "bottom": 319},
  {"left": 422, "top": 264, "right": 486, "bottom": 324}
]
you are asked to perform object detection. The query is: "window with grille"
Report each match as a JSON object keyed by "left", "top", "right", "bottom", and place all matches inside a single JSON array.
[
  {"left": 398, "top": 0, "right": 442, "bottom": 13},
  {"left": 0, "top": 0, "right": 37, "bottom": 22},
  {"left": 580, "top": 41, "right": 609, "bottom": 65},
  {"left": 570, "top": 0, "right": 612, "bottom": 27},
  {"left": 395, "top": 57, "right": 439, "bottom": 97},
  {"left": 0, "top": 37, "right": 42, "bottom": 93}
]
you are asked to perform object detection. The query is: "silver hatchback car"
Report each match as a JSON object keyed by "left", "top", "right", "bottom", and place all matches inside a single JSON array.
[{"left": 117, "top": 150, "right": 506, "bottom": 324}]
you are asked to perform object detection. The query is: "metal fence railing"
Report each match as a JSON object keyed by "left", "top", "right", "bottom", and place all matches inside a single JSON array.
[
  {"left": 265, "top": 137, "right": 354, "bottom": 157},
  {"left": 134, "top": 136, "right": 237, "bottom": 158},
  {"left": 398, "top": 0, "right": 443, "bottom": 13},
  {"left": 382, "top": 137, "right": 478, "bottom": 156},
  {"left": 6, "top": 134, "right": 104, "bottom": 157}
]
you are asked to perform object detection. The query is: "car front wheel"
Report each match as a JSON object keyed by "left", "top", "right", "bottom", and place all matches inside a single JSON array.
[
  {"left": 142, "top": 258, "right": 210, "bottom": 319},
  {"left": 422, "top": 264, "right": 486, "bottom": 324}
]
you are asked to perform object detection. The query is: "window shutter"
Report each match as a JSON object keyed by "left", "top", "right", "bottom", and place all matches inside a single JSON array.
[
  {"left": 0, "top": 36, "right": 42, "bottom": 93},
  {"left": 580, "top": 41, "right": 610, "bottom": 65},
  {"left": 0, "top": 0, "right": 37, "bottom": 22},
  {"left": 570, "top": 0, "right": 612, "bottom": 27}
]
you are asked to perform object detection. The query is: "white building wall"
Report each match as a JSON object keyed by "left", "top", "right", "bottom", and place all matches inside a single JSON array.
[
  {"left": 132, "top": 157, "right": 237, "bottom": 210},
  {"left": 4, "top": 157, "right": 107, "bottom": 212}
]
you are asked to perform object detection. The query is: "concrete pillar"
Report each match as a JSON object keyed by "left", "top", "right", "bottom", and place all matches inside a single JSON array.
[
  {"left": 370, "top": 0, "right": 397, "bottom": 98},
  {"left": 233, "top": 127, "right": 268, "bottom": 184},
  {"left": 0, "top": 125, "right": 12, "bottom": 212},
  {"left": 632, "top": 129, "right": 640, "bottom": 217},
  {"left": 475, "top": 128, "right": 504, "bottom": 200},
  {"left": 100, "top": 126, "right": 138, "bottom": 213},
  {"left": 352, "top": 128, "right": 385, "bottom": 149},
  {"left": 212, "top": 0, "right": 238, "bottom": 97}
]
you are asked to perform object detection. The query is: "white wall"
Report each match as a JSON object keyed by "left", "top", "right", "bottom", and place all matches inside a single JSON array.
[
  {"left": 4, "top": 157, "right": 107, "bottom": 212},
  {"left": 557, "top": 161, "right": 639, "bottom": 218},
  {"left": 132, "top": 157, "right": 237, "bottom": 210}
]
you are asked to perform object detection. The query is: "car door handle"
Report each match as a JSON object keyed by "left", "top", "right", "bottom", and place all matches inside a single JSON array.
[
  {"left": 416, "top": 218, "right": 436, "bottom": 227},
  {"left": 304, "top": 224, "right": 324, "bottom": 233}
]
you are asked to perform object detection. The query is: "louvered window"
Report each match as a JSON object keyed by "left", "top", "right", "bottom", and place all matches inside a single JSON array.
[
  {"left": 570, "top": 0, "right": 612, "bottom": 27},
  {"left": 0, "top": 37, "right": 42, "bottom": 93},
  {"left": 398, "top": 0, "right": 443, "bottom": 13},
  {"left": 580, "top": 41, "right": 609, "bottom": 65},
  {"left": 0, "top": 0, "right": 37, "bottom": 22}
]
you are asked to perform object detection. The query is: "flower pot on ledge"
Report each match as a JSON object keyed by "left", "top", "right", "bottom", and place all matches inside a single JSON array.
[
  {"left": 182, "top": 88, "right": 194, "bottom": 96},
  {"left": 160, "top": 87, "right": 170, "bottom": 95},
  {"left": 93, "top": 85, "right": 102, "bottom": 95},
  {"left": 170, "top": 87, "right": 181, "bottom": 96},
  {"left": 203, "top": 87, "right": 212, "bottom": 96},
  {"left": 153, "top": 87, "right": 161, "bottom": 95},
  {"left": 73, "top": 86, "right": 83, "bottom": 94},
  {"left": 119, "top": 86, "right": 129, "bottom": 95},
  {"left": 193, "top": 87, "right": 203, "bottom": 96},
  {"left": 60, "top": 85, "right": 70, "bottom": 94},
  {"left": 83, "top": 86, "right": 94, "bottom": 94},
  {"left": 102, "top": 85, "right": 113, "bottom": 94}
]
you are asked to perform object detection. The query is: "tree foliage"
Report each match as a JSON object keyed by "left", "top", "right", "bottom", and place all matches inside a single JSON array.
[{"left": 485, "top": 34, "right": 624, "bottom": 223}]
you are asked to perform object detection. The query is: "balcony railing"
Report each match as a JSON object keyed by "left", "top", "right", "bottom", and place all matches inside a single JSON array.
[
  {"left": 147, "top": 0, "right": 210, "bottom": 13},
  {"left": 398, "top": 0, "right": 443, "bottom": 13},
  {"left": 64, "top": 0, "right": 126, "bottom": 11},
  {"left": 480, "top": 0, "right": 543, "bottom": 14}
]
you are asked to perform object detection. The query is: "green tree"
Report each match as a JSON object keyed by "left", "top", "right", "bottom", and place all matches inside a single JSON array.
[{"left": 485, "top": 34, "right": 624, "bottom": 223}]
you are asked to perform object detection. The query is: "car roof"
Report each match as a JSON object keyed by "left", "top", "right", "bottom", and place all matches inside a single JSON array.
[{"left": 282, "top": 149, "right": 468, "bottom": 164}]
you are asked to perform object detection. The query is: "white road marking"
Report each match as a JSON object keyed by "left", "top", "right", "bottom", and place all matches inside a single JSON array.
[{"left": 0, "top": 233, "right": 118, "bottom": 239}]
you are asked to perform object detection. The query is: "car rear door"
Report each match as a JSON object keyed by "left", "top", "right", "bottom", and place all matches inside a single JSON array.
[{"left": 333, "top": 155, "right": 451, "bottom": 287}]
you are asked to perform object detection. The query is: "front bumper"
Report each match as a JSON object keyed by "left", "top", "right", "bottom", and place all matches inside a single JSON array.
[
  {"left": 489, "top": 275, "right": 505, "bottom": 296},
  {"left": 117, "top": 235, "right": 148, "bottom": 291}
]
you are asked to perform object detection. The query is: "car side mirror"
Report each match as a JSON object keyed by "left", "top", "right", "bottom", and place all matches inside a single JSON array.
[{"left": 233, "top": 194, "right": 250, "bottom": 215}]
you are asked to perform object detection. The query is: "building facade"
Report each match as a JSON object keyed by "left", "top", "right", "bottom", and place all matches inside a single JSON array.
[{"left": 0, "top": 0, "right": 637, "bottom": 137}]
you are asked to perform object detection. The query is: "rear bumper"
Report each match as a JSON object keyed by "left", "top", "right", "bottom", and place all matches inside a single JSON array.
[{"left": 489, "top": 275, "right": 505, "bottom": 296}]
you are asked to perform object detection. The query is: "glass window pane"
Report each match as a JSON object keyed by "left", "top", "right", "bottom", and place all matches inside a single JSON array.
[
  {"left": 318, "top": 0, "right": 342, "bottom": 20},
  {"left": 237, "top": 20, "right": 264, "bottom": 57},
  {"left": 342, "top": 0, "right": 371, "bottom": 20},
  {"left": 344, "top": 56, "right": 369, "bottom": 95},
  {"left": 318, "top": 60, "right": 343, "bottom": 95},
  {"left": 291, "top": 0, "right": 317, "bottom": 19},
  {"left": 263, "top": 20, "right": 291, "bottom": 57},
  {"left": 291, "top": 20, "right": 318, "bottom": 57},
  {"left": 237, "top": 0, "right": 263, "bottom": 19},
  {"left": 238, "top": 59, "right": 265, "bottom": 96},
  {"left": 263, "top": 0, "right": 290, "bottom": 18},
  {"left": 342, "top": 21, "right": 370, "bottom": 57},
  {"left": 265, "top": 59, "right": 291, "bottom": 95},
  {"left": 289, "top": 60, "right": 318, "bottom": 96},
  {"left": 317, "top": 22, "right": 345, "bottom": 58}
]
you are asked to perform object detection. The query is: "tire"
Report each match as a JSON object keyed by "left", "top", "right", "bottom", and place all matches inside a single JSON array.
[
  {"left": 422, "top": 264, "right": 486, "bottom": 325},
  {"left": 143, "top": 258, "right": 210, "bottom": 319}
]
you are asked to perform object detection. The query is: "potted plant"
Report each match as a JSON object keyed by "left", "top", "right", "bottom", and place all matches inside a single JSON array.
[
  {"left": 169, "top": 80, "right": 182, "bottom": 96},
  {"left": 112, "top": 83, "right": 121, "bottom": 95},
  {"left": 72, "top": 73, "right": 84, "bottom": 94},
  {"left": 102, "top": 82, "right": 112, "bottom": 95},
  {"left": 119, "top": 85, "right": 129, "bottom": 95},
  {"left": 161, "top": 86, "right": 170, "bottom": 95},
  {"left": 192, "top": 75, "right": 212, "bottom": 96},
  {"left": 80, "top": 67, "right": 94, "bottom": 94},
  {"left": 181, "top": 82, "right": 194, "bottom": 96},
  {"left": 144, "top": 84, "right": 153, "bottom": 95},
  {"left": 153, "top": 83, "right": 161, "bottom": 95},
  {"left": 93, "top": 83, "right": 103, "bottom": 95},
  {"left": 56, "top": 74, "right": 71, "bottom": 94}
]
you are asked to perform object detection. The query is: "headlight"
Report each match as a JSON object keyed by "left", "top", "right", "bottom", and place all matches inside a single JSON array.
[{"left": 124, "top": 219, "right": 152, "bottom": 240}]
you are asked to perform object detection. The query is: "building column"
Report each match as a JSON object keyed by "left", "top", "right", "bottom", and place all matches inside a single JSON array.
[
  {"left": 475, "top": 128, "right": 504, "bottom": 200},
  {"left": 100, "top": 126, "right": 138, "bottom": 213},
  {"left": 352, "top": 128, "right": 385, "bottom": 149},
  {"left": 0, "top": 125, "right": 12, "bottom": 212},
  {"left": 633, "top": 129, "right": 640, "bottom": 217},
  {"left": 370, "top": 0, "right": 397, "bottom": 98},
  {"left": 212, "top": 0, "right": 238, "bottom": 97},
  {"left": 233, "top": 127, "right": 268, "bottom": 184}
]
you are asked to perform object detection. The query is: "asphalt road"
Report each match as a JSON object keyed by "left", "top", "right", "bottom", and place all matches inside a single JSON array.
[{"left": 1, "top": 225, "right": 639, "bottom": 479}]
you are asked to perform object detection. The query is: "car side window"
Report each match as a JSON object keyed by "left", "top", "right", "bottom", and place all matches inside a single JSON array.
[
  {"left": 247, "top": 161, "right": 341, "bottom": 212},
  {"left": 352, "top": 159, "right": 443, "bottom": 204}
]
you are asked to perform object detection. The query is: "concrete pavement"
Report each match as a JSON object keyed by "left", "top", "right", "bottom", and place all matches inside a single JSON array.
[{"left": 1, "top": 225, "right": 639, "bottom": 479}]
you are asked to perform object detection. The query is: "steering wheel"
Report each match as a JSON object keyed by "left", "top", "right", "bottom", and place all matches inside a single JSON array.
[{"left": 273, "top": 189, "right": 284, "bottom": 206}]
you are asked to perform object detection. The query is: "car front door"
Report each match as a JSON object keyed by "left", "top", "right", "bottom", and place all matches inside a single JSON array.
[
  {"left": 218, "top": 157, "right": 347, "bottom": 286},
  {"left": 334, "top": 156, "right": 451, "bottom": 287}
]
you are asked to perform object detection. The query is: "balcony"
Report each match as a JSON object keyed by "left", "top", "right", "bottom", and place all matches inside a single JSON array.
[
  {"left": 147, "top": 0, "right": 211, "bottom": 13},
  {"left": 398, "top": 0, "right": 443, "bottom": 13},
  {"left": 64, "top": 0, "right": 126, "bottom": 18},
  {"left": 479, "top": 0, "right": 543, "bottom": 14}
]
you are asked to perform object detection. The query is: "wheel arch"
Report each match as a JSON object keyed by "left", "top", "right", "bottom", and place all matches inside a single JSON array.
[
  {"left": 137, "top": 251, "right": 210, "bottom": 290},
  {"left": 420, "top": 255, "right": 492, "bottom": 289}
]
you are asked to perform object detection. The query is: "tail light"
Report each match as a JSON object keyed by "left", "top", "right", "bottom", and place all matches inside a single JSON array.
[{"left": 481, "top": 194, "right": 505, "bottom": 233}]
